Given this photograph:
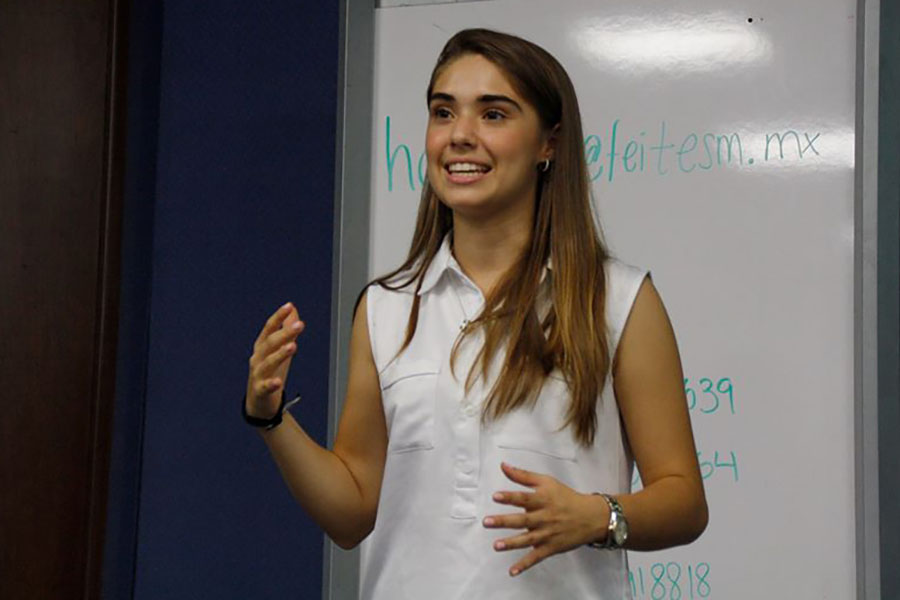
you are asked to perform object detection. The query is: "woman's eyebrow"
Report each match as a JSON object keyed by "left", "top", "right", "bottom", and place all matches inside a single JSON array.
[
  {"left": 478, "top": 94, "right": 522, "bottom": 112},
  {"left": 477, "top": 94, "right": 522, "bottom": 112},
  {"left": 428, "top": 92, "right": 523, "bottom": 112}
]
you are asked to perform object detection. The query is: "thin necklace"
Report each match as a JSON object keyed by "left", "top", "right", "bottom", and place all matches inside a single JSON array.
[
  {"left": 449, "top": 271, "right": 474, "bottom": 332},
  {"left": 448, "top": 239, "right": 476, "bottom": 332}
]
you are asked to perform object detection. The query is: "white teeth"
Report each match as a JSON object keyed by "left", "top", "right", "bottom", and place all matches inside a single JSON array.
[{"left": 447, "top": 162, "right": 489, "bottom": 173}]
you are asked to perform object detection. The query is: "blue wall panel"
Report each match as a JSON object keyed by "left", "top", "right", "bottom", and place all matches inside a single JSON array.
[{"left": 125, "top": 2, "right": 338, "bottom": 598}]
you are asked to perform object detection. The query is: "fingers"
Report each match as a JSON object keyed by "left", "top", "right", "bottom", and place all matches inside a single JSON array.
[
  {"left": 488, "top": 525, "right": 553, "bottom": 577},
  {"left": 509, "top": 547, "right": 552, "bottom": 577},
  {"left": 491, "top": 490, "right": 539, "bottom": 510},
  {"left": 482, "top": 509, "right": 540, "bottom": 530},
  {"left": 251, "top": 339, "right": 297, "bottom": 381},
  {"left": 486, "top": 464, "right": 571, "bottom": 577},
  {"left": 247, "top": 303, "right": 305, "bottom": 408},
  {"left": 487, "top": 519, "right": 555, "bottom": 577},
  {"left": 254, "top": 303, "right": 305, "bottom": 348},
  {"left": 252, "top": 311, "right": 306, "bottom": 363},
  {"left": 251, "top": 376, "right": 283, "bottom": 398},
  {"left": 491, "top": 528, "right": 546, "bottom": 552},
  {"left": 255, "top": 302, "right": 294, "bottom": 347},
  {"left": 500, "top": 462, "right": 543, "bottom": 487},
  {"left": 483, "top": 502, "right": 547, "bottom": 548}
]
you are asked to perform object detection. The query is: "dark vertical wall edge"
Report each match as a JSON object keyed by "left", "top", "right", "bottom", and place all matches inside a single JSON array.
[
  {"left": 86, "top": 0, "right": 131, "bottom": 597},
  {"left": 101, "top": 0, "right": 164, "bottom": 597},
  {"left": 877, "top": 0, "right": 900, "bottom": 597}
]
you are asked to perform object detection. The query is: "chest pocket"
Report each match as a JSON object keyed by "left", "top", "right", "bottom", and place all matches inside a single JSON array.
[
  {"left": 379, "top": 358, "right": 440, "bottom": 453},
  {"left": 493, "top": 373, "right": 578, "bottom": 462}
]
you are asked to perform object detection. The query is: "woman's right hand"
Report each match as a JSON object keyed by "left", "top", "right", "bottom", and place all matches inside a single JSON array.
[{"left": 245, "top": 302, "right": 305, "bottom": 419}]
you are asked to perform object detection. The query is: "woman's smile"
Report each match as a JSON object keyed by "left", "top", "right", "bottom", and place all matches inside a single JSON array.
[{"left": 444, "top": 159, "right": 493, "bottom": 184}]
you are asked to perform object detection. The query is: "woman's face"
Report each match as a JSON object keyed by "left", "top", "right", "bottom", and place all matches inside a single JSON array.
[{"left": 425, "top": 54, "right": 553, "bottom": 221}]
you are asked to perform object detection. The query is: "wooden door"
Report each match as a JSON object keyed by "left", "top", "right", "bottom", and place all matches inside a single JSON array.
[{"left": 0, "top": 1, "right": 127, "bottom": 598}]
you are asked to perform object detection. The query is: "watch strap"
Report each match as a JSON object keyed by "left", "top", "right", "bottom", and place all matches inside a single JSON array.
[
  {"left": 588, "top": 493, "right": 626, "bottom": 550},
  {"left": 242, "top": 391, "right": 301, "bottom": 430}
]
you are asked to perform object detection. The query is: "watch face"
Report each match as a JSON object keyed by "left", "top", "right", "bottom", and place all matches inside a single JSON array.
[{"left": 613, "top": 520, "right": 628, "bottom": 546}]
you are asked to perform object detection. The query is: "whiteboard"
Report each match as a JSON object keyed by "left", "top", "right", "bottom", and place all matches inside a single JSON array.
[{"left": 367, "top": 1, "right": 857, "bottom": 598}]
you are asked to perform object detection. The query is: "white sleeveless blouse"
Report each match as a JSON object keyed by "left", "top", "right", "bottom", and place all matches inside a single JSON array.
[{"left": 359, "top": 234, "right": 648, "bottom": 600}]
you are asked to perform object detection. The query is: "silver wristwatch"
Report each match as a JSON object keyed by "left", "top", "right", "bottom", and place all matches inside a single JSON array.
[{"left": 588, "top": 493, "right": 629, "bottom": 550}]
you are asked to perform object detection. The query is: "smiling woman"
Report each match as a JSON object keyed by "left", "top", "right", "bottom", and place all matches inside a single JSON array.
[
  {"left": 425, "top": 54, "right": 552, "bottom": 224},
  {"left": 243, "top": 28, "right": 708, "bottom": 600}
]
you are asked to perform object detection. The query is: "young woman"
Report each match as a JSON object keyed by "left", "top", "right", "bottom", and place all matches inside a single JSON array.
[{"left": 244, "top": 29, "right": 707, "bottom": 599}]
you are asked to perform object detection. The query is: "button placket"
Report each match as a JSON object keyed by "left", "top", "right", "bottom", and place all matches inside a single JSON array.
[
  {"left": 448, "top": 281, "right": 484, "bottom": 519},
  {"left": 451, "top": 353, "right": 480, "bottom": 483},
  {"left": 455, "top": 284, "right": 484, "bottom": 422}
]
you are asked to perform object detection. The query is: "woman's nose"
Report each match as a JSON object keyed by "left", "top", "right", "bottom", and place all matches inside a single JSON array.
[{"left": 450, "top": 114, "right": 476, "bottom": 147}]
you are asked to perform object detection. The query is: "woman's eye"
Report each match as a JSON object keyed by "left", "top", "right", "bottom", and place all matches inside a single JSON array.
[
  {"left": 431, "top": 107, "right": 451, "bottom": 119},
  {"left": 484, "top": 109, "right": 506, "bottom": 121}
]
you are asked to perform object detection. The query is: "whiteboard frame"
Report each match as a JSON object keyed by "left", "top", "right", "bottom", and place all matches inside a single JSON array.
[
  {"left": 854, "top": 0, "right": 881, "bottom": 598},
  {"left": 324, "top": 1, "right": 374, "bottom": 600},
  {"left": 326, "top": 2, "right": 883, "bottom": 599}
]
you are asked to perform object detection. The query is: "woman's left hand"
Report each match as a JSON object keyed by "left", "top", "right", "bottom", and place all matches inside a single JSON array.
[{"left": 483, "top": 462, "right": 609, "bottom": 576}]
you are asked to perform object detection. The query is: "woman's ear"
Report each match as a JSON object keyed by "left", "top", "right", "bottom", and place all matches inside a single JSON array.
[{"left": 540, "top": 123, "right": 561, "bottom": 162}]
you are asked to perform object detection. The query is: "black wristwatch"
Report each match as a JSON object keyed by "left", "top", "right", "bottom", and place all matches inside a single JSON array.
[{"left": 242, "top": 392, "right": 301, "bottom": 430}]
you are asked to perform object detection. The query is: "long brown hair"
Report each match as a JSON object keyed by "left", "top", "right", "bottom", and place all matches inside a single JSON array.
[{"left": 373, "top": 29, "right": 610, "bottom": 447}]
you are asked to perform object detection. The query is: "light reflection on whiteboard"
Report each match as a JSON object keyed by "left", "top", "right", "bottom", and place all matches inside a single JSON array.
[{"left": 571, "top": 12, "right": 773, "bottom": 74}]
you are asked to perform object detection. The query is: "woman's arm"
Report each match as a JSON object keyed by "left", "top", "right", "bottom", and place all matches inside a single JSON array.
[
  {"left": 610, "top": 276, "right": 708, "bottom": 549},
  {"left": 252, "top": 293, "right": 387, "bottom": 549}
]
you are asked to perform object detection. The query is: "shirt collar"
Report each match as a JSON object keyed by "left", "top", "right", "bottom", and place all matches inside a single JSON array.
[
  {"left": 416, "top": 232, "right": 553, "bottom": 296},
  {"left": 417, "top": 233, "right": 456, "bottom": 296}
]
